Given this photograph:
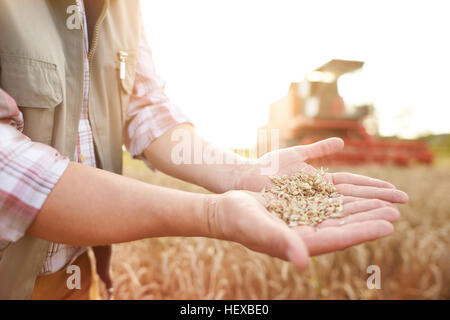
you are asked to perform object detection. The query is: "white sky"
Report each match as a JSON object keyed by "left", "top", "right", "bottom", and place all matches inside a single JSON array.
[{"left": 141, "top": 0, "right": 450, "bottom": 148}]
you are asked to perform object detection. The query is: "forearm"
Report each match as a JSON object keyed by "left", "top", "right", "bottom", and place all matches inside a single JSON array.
[
  {"left": 27, "top": 162, "right": 212, "bottom": 246},
  {"left": 143, "top": 123, "right": 249, "bottom": 193}
]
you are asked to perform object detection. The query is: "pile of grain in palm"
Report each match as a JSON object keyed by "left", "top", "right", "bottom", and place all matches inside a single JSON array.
[{"left": 263, "top": 168, "right": 345, "bottom": 226}]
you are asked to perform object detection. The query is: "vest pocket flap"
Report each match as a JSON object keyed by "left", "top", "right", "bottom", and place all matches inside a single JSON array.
[{"left": 0, "top": 55, "right": 62, "bottom": 108}]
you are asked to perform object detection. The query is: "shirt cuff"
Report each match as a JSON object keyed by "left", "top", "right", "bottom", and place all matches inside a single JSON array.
[
  {"left": 126, "top": 103, "right": 192, "bottom": 170},
  {"left": 0, "top": 124, "right": 69, "bottom": 243}
]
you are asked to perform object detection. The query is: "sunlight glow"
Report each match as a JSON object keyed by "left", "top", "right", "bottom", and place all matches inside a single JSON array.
[{"left": 141, "top": 0, "right": 450, "bottom": 148}]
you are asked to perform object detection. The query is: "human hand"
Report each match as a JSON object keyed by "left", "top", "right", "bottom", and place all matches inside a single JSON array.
[
  {"left": 207, "top": 190, "right": 398, "bottom": 270},
  {"left": 236, "top": 138, "right": 408, "bottom": 205}
]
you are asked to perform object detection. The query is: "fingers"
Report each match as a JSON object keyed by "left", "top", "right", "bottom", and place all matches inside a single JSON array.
[
  {"left": 342, "top": 198, "right": 395, "bottom": 214},
  {"left": 341, "top": 196, "right": 365, "bottom": 204},
  {"left": 335, "top": 184, "right": 408, "bottom": 203},
  {"left": 291, "top": 198, "right": 399, "bottom": 229},
  {"left": 316, "top": 207, "right": 400, "bottom": 228},
  {"left": 291, "top": 198, "right": 399, "bottom": 230},
  {"left": 295, "top": 138, "right": 344, "bottom": 161},
  {"left": 329, "top": 172, "right": 395, "bottom": 189},
  {"left": 298, "top": 220, "right": 394, "bottom": 256}
]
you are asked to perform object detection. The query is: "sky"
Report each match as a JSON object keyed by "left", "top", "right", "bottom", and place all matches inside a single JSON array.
[{"left": 140, "top": 0, "right": 450, "bottom": 148}]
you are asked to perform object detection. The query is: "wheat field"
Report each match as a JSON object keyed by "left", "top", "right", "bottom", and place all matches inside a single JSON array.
[{"left": 107, "top": 155, "right": 450, "bottom": 299}]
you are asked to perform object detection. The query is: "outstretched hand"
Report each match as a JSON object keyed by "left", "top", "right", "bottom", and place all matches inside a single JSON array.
[
  {"left": 220, "top": 137, "right": 408, "bottom": 269},
  {"left": 237, "top": 137, "right": 408, "bottom": 204},
  {"left": 209, "top": 190, "right": 397, "bottom": 270}
]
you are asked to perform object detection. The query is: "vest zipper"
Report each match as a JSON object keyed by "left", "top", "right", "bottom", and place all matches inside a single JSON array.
[
  {"left": 87, "top": 0, "right": 109, "bottom": 62},
  {"left": 87, "top": 0, "right": 109, "bottom": 166}
]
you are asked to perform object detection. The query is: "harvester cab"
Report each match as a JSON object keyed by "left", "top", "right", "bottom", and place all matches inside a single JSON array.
[{"left": 300, "top": 59, "right": 368, "bottom": 121}]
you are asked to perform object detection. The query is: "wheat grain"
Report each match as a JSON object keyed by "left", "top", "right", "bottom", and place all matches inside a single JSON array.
[{"left": 263, "top": 168, "right": 344, "bottom": 226}]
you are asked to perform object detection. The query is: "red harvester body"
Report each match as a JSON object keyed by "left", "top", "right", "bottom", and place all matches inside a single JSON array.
[{"left": 259, "top": 59, "right": 433, "bottom": 166}]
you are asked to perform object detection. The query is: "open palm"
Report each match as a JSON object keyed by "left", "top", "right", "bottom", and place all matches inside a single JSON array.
[
  {"left": 225, "top": 137, "right": 408, "bottom": 268},
  {"left": 238, "top": 137, "right": 408, "bottom": 204},
  {"left": 212, "top": 190, "right": 399, "bottom": 270}
]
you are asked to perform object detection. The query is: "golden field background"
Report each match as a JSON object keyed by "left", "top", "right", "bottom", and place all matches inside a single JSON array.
[{"left": 107, "top": 154, "right": 449, "bottom": 299}]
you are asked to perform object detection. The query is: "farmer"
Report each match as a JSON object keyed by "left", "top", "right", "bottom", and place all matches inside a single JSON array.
[{"left": 0, "top": 1, "right": 407, "bottom": 299}]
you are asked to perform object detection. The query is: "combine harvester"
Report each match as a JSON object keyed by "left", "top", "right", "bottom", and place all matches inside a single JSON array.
[{"left": 259, "top": 59, "right": 433, "bottom": 166}]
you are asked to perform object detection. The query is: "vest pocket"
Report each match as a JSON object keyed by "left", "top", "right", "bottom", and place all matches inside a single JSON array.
[{"left": 0, "top": 54, "right": 62, "bottom": 144}]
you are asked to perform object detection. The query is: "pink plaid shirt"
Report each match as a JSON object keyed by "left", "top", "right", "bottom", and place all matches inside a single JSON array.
[{"left": 0, "top": 2, "right": 189, "bottom": 274}]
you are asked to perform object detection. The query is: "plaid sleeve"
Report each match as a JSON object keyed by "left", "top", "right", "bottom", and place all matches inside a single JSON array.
[
  {"left": 124, "top": 22, "right": 191, "bottom": 168},
  {"left": 0, "top": 89, "right": 69, "bottom": 243}
]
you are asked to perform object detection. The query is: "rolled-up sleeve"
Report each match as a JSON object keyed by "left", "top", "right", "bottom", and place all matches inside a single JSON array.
[
  {"left": 124, "top": 23, "right": 191, "bottom": 167},
  {"left": 0, "top": 89, "right": 69, "bottom": 243}
]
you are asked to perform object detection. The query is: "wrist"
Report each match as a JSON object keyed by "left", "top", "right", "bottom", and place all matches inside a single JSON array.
[
  {"left": 228, "top": 158, "right": 256, "bottom": 191},
  {"left": 201, "top": 193, "right": 221, "bottom": 238},
  {"left": 230, "top": 158, "right": 262, "bottom": 191},
  {"left": 201, "top": 190, "right": 249, "bottom": 241},
  {"left": 203, "top": 157, "right": 252, "bottom": 193},
  {"left": 147, "top": 191, "right": 220, "bottom": 239}
]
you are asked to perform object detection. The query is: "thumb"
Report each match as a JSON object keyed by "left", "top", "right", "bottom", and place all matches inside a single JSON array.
[
  {"left": 257, "top": 216, "right": 310, "bottom": 270},
  {"left": 219, "top": 191, "right": 310, "bottom": 270},
  {"left": 295, "top": 137, "right": 344, "bottom": 161},
  {"left": 243, "top": 192, "right": 310, "bottom": 270},
  {"left": 284, "top": 229, "right": 310, "bottom": 270}
]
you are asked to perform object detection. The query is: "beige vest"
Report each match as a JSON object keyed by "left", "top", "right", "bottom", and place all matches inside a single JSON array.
[{"left": 0, "top": 0, "right": 141, "bottom": 299}]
